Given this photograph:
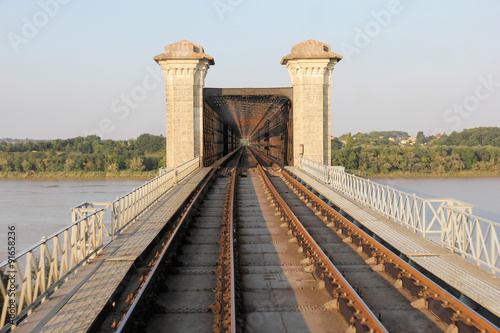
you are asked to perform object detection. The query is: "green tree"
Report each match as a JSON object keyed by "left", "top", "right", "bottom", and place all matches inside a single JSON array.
[
  {"left": 134, "top": 134, "right": 165, "bottom": 153},
  {"left": 21, "top": 159, "right": 33, "bottom": 172},
  {"left": 416, "top": 131, "right": 425, "bottom": 144},
  {"left": 106, "top": 162, "right": 119, "bottom": 172},
  {"left": 460, "top": 148, "right": 477, "bottom": 169},
  {"left": 129, "top": 157, "right": 145, "bottom": 171},
  {"left": 331, "top": 138, "right": 343, "bottom": 150},
  {"left": 12, "top": 155, "right": 23, "bottom": 172},
  {"left": 346, "top": 151, "right": 358, "bottom": 169}
]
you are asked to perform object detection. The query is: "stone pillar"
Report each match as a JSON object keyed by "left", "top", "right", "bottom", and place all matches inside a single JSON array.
[
  {"left": 281, "top": 40, "right": 342, "bottom": 166},
  {"left": 154, "top": 40, "right": 214, "bottom": 168}
]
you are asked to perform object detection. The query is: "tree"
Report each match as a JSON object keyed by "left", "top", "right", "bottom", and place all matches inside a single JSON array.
[
  {"left": 12, "top": 155, "right": 23, "bottom": 172},
  {"left": 0, "top": 158, "right": 10, "bottom": 171},
  {"left": 346, "top": 151, "right": 358, "bottom": 169},
  {"left": 460, "top": 148, "right": 477, "bottom": 170},
  {"left": 129, "top": 157, "right": 145, "bottom": 171},
  {"left": 106, "top": 162, "right": 119, "bottom": 172},
  {"left": 345, "top": 133, "right": 354, "bottom": 149},
  {"left": 135, "top": 134, "right": 165, "bottom": 153},
  {"left": 331, "top": 138, "right": 342, "bottom": 150},
  {"left": 416, "top": 131, "right": 425, "bottom": 144},
  {"left": 22, "top": 159, "right": 33, "bottom": 172}
]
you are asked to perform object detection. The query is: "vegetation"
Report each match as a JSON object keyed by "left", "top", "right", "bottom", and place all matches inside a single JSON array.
[
  {"left": 435, "top": 127, "right": 500, "bottom": 147},
  {"left": 3, "top": 127, "right": 500, "bottom": 179},
  {"left": 0, "top": 134, "right": 166, "bottom": 178},
  {"left": 332, "top": 127, "right": 500, "bottom": 176}
]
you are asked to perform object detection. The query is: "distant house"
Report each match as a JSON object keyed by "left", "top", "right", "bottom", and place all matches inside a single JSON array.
[
  {"left": 436, "top": 134, "right": 442, "bottom": 139},
  {"left": 389, "top": 137, "right": 395, "bottom": 141},
  {"left": 408, "top": 136, "right": 417, "bottom": 142}
]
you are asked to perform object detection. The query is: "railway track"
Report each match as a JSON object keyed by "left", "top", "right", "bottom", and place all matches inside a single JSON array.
[{"left": 107, "top": 147, "right": 498, "bottom": 333}]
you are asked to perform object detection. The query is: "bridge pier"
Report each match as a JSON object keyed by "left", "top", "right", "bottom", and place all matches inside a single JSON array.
[
  {"left": 154, "top": 40, "right": 214, "bottom": 168},
  {"left": 281, "top": 40, "right": 342, "bottom": 166}
]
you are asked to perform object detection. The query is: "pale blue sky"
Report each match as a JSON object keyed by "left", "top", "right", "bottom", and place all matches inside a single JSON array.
[{"left": 1, "top": 0, "right": 499, "bottom": 140}]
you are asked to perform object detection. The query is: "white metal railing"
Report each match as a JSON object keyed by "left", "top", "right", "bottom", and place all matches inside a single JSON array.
[
  {"left": 0, "top": 156, "right": 202, "bottom": 329},
  {"left": 158, "top": 167, "right": 173, "bottom": 175},
  {"left": 74, "top": 156, "right": 201, "bottom": 240},
  {"left": 297, "top": 155, "right": 499, "bottom": 275},
  {"left": 0, "top": 209, "right": 106, "bottom": 329},
  {"left": 441, "top": 207, "right": 500, "bottom": 274},
  {"left": 175, "top": 156, "right": 201, "bottom": 184}
]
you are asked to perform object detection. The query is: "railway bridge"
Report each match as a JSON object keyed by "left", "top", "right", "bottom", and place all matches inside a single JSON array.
[
  {"left": 153, "top": 39, "right": 341, "bottom": 168},
  {"left": 2, "top": 40, "right": 500, "bottom": 333}
]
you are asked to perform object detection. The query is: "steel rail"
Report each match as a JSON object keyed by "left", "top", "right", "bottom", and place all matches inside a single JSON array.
[
  {"left": 229, "top": 164, "right": 237, "bottom": 333},
  {"left": 230, "top": 151, "right": 242, "bottom": 332},
  {"left": 115, "top": 167, "right": 217, "bottom": 333},
  {"left": 216, "top": 150, "right": 242, "bottom": 333},
  {"left": 279, "top": 166, "right": 500, "bottom": 333},
  {"left": 248, "top": 149, "right": 388, "bottom": 333},
  {"left": 115, "top": 149, "right": 241, "bottom": 333}
]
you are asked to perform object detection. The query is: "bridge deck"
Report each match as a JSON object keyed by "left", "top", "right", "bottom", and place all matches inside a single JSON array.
[
  {"left": 286, "top": 167, "right": 500, "bottom": 319},
  {"left": 13, "top": 167, "right": 212, "bottom": 333}
]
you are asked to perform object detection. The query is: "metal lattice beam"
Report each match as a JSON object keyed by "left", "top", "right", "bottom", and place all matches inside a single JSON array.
[{"left": 205, "top": 94, "right": 290, "bottom": 138}]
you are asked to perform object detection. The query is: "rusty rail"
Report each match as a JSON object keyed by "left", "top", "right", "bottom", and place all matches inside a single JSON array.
[
  {"left": 115, "top": 167, "right": 217, "bottom": 333},
  {"left": 115, "top": 150, "right": 242, "bottom": 333},
  {"left": 248, "top": 149, "right": 388, "bottom": 333},
  {"left": 215, "top": 150, "right": 242, "bottom": 332},
  {"left": 280, "top": 167, "right": 499, "bottom": 333}
]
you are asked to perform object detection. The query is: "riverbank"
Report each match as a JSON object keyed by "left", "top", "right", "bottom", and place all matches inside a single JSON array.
[
  {"left": 3, "top": 169, "right": 500, "bottom": 180},
  {"left": 0, "top": 170, "right": 157, "bottom": 180},
  {"left": 354, "top": 170, "right": 500, "bottom": 178}
]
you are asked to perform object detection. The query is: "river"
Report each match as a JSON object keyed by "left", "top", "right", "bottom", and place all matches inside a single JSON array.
[
  {"left": 371, "top": 177, "right": 500, "bottom": 222},
  {"left": 1, "top": 177, "right": 499, "bottom": 262},
  {"left": 0, "top": 179, "right": 147, "bottom": 262}
]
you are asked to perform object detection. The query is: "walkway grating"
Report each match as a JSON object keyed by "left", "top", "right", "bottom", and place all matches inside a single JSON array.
[
  {"left": 13, "top": 168, "right": 212, "bottom": 333},
  {"left": 286, "top": 166, "right": 500, "bottom": 318}
]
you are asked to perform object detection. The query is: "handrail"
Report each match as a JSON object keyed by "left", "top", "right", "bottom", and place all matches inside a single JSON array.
[
  {"left": 441, "top": 206, "right": 500, "bottom": 274},
  {"left": 0, "top": 209, "right": 106, "bottom": 330},
  {"left": 0, "top": 156, "right": 202, "bottom": 330},
  {"left": 297, "top": 155, "right": 499, "bottom": 275}
]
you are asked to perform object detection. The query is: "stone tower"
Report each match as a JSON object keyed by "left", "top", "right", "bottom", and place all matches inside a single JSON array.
[
  {"left": 154, "top": 40, "right": 214, "bottom": 168},
  {"left": 281, "top": 40, "right": 342, "bottom": 166}
]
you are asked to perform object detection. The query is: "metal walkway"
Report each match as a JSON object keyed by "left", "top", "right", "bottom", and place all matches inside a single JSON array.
[
  {"left": 286, "top": 166, "right": 500, "bottom": 319},
  {"left": 12, "top": 167, "right": 212, "bottom": 333}
]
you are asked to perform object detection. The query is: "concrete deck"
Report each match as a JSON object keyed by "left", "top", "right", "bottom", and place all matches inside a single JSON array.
[{"left": 286, "top": 166, "right": 500, "bottom": 319}]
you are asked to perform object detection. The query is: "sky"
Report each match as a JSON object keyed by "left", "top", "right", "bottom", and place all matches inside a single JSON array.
[{"left": 0, "top": 0, "right": 499, "bottom": 140}]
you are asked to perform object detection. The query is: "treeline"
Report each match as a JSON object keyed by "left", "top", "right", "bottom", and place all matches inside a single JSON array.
[
  {"left": 435, "top": 127, "right": 500, "bottom": 147},
  {"left": 332, "top": 127, "right": 500, "bottom": 175},
  {"left": 0, "top": 134, "right": 166, "bottom": 174},
  {"left": 363, "top": 130, "right": 409, "bottom": 139}
]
